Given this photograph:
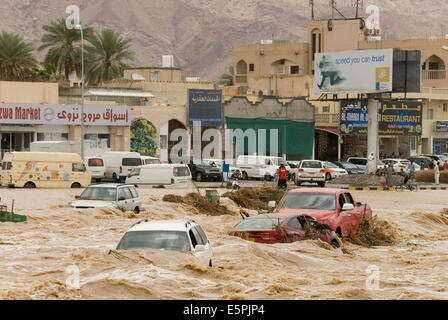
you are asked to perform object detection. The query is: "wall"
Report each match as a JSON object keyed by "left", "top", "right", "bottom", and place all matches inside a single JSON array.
[
  {"left": 0, "top": 81, "right": 59, "bottom": 104},
  {"left": 124, "top": 68, "right": 182, "bottom": 82}
]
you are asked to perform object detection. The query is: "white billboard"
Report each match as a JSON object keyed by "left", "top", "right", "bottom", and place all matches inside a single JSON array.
[
  {"left": 0, "top": 104, "right": 131, "bottom": 126},
  {"left": 314, "top": 49, "right": 393, "bottom": 94}
]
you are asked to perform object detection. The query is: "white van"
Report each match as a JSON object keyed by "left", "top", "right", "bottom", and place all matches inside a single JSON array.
[
  {"left": 236, "top": 155, "right": 290, "bottom": 180},
  {"left": 84, "top": 157, "right": 106, "bottom": 182},
  {"left": 141, "top": 156, "right": 161, "bottom": 165},
  {"left": 126, "top": 164, "right": 192, "bottom": 187},
  {"left": 102, "top": 152, "right": 143, "bottom": 182}
]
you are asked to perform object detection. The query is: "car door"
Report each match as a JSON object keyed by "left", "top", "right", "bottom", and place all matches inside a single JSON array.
[
  {"left": 284, "top": 217, "right": 306, "bottom": 242},
  {"left": 343, "top": 192, "right": 362, "bottom": 231},
  {"left": 117, "top": 187, "right": 133, "bottom": 211},
  {"left": 188, "top": 227, "right": 207, "bottom": 266},
  {"left": 337, "top": 193, "right": 355, "bottom": 236},
  {"left": 194, "top": 226, "right": 212, "bottom": 264},
  {"left": 128, "top": 186, "right": 142, "bottom": 210}
]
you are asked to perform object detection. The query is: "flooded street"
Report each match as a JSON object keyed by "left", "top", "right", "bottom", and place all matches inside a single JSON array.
[{"left": 0, "top": 188, "right": 447, "bottom": 300}]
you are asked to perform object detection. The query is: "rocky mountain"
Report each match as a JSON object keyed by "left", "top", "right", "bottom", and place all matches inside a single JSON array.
[{"left": 0, "top": 0, "right": 446, "bottom": 80}]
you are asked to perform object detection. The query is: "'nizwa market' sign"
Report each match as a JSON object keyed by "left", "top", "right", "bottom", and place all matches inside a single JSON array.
[{"left": 339, "top": 100, "right": 423, "bottom": 136}]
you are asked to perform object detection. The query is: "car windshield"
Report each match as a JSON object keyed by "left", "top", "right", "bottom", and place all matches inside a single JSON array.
[
  {"left": 144, "top": 159, "right": 160, "bottom": 165},
  {"left": 173, "top": 167, "right": 190, "bottom": 177},
  {"left": 235, "top": 218, "right": 284, "bottom": 230},
  {"left": 117, "top": 231, "right": 190, "bottom": 252},
  {"left": 302, "top": 161, "right": 322, "bottom": 168},
  {"left": 279, "top": 193, "right": 336, "bottom": 210},
  {"left": 79, "top": 187, "right": 117, "bottom": 201}
]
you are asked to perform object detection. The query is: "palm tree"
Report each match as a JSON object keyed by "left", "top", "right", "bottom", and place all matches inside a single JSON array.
[
  {"left": 0, "top": 32, "right": 38, "bottom": 80},
  {"left": 218, "top": 65, "right": 234, "bottom": 86},
  {"left": 39, "top": 19, "right": 93, "bottom": 79},
  {"left": 84, "top": 29, "right": 135, "bottom": 85}
]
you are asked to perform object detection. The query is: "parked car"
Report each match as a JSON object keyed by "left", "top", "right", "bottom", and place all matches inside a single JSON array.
[
  {"left": 102, "top": 152, "right": 143, "bottom": 183},
  {"left": 70, "top": 183, "right": 142, "bottom": 213},
  {"left": 347, "top": 157, "right": 385, "bottom": 171},
  {"left": 422, "top": 154, "right": 448, "bottom": 169},
  {"left": 331, "top": 161, "right": 365, "bottom": 174},
  {"left": 383, "top": 158, "right": 421, "bottom": 173},
  {"left": 271, "top": 188, "right": 373, "bottom": 237},
  {"left": 186, "top": 160, "right": 222, "bottom": 182},
  {"left": 126, "top": 164, "right": 192, "bottom": 187},
  {"left": 408, "top": 156, "right": 432, "bottom": 169},
  {"left": 140, "top": 156, "right": 161, "bottom": 165},
  {"left": 230, "top": 213, "right": 340, "bottom": 248},
  {"left": 236, "top": 155, "right": 290, "bottom": 181},
  {"left": 287, "top": 161, "right": 302, "bottom": 181},
  {"left": 203, "top": 158, "right": 237, "bottom": 176},
  {"left": 1, "top": 152, "right": 90, "bottom": 189},
  {"left": 85, "top": 156, "right": 106, "bottom": 182},
  {"left": 323, "top": 161, "right": 349, "bottom": 180},
  {"left": 295, "top": 160, "right": 326, "bottom": 187},
  {"left": 116, "top": 219, "right": 213, "bottom": 267}
]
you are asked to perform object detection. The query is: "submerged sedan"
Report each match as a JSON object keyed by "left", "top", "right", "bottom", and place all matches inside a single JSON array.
[{"left": 230, "top": 213, "right": 341, "bottom": 248}]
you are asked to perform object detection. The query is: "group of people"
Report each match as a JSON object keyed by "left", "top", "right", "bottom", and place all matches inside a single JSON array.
[{"left": 228, "top": 164, "right": 290, "bottom": 189}]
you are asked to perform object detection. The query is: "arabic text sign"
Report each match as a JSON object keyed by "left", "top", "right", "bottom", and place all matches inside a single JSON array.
[
  {"left": 0, "top": 104, "right": 130, "bottom": 126},
  {"left": 379, "top": 101, "right": 423, "bottom": 136},
  {"left": 339, "top": 100, "right": 368, "bottom": 135},
  {"left": 188, "top": 89, "right": 222, "bottom": 126},
  {"left": 315, "top": 49, "right": 393, "bottom": 94},
  {"left": 436, "top": 121, "right": 448, "bottom": 132}
]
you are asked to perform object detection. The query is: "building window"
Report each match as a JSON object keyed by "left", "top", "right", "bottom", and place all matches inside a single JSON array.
[
  {"left": 428, "top": 109, "right": 434, "bottom": 120},
  {"left": 150, "top": 72, "right": 158, "bottom": 81},
  {"left": 290, "top": 66, "right": 299, "bottom": 74},
  {"left": 443, "top": 104, "right": 448, "bottom": 112},
  {"left": 249, "top": 64, "right": 255, "bottom": 72},
  {"left": 429, "top": 62, "right": 439, "bottom": 70},
  {"left": 84, "top": 134, "right": 111, "bottom": 148},
  {"left": 37, "top": 133, "right": 68, "bottom": 141},
  {"left": 322, "top": 105, "right": 330, "bottom": 113}
]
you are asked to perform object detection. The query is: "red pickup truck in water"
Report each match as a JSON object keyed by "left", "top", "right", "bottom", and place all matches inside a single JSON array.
[{"left": 272, "top": 188, "right": 372, "bottom": 237}]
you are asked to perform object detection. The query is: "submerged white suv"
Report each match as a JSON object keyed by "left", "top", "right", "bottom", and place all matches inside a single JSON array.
[{"left": 116, "top": 219, "right": 213, "bottom": 267}]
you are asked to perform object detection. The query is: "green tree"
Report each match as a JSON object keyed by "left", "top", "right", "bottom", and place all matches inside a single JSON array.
[
  {"left": 84, "top": 29, "right": 135, "bottom": 85},
  {"left": 218, "top": 65, "right": 234, "bottom": 86},
  {"left": 39, "top": 19, "right": 93, "bottom": 79},
  {"left": 0, "top": 32, "right": 38, "bottom": 80}
]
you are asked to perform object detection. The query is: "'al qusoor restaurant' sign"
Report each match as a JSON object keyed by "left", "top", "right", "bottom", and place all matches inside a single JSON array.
[{"left": 0, "top": 104, "right": 131, "bottom": 126}]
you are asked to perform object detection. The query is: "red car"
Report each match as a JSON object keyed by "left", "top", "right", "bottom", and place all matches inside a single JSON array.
[
  {"left": 272, "top": 188, "right": 372, "bottom": 237},
  {"left": 230, "top": 213, "right": 341, "bottom": 248}
]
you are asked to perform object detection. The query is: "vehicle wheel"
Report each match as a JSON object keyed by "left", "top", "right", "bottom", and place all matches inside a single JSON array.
[
  {"left": 24, "top": 182, "right": 36, "bottom": 189},
  {"left": 196, "top": 173, "right": 204, "bottom": 182},
  {"left": 295, "top": 180, "right": 302, "bottom": 186},
  {"left": 134, "top": 207, "right": 140, "bottom": 214},
  {"left": 331, "top": 239, "right": 341, "bottom": 249},
  {"left": 112, "top": 173, "right": 118, "bottom": 183},
  {"left": 289, "top": 173, "right": 296, "bottom": 181},
  {"left": 325, "top": 173, "right": 332, "bottom": 181},
  {"left": 242, "top": 172, "right": 249, "bottom": 180},
  {"left": 209, "top": 260, "right": 213, "bottom": 267},
  {"left": 318, "top": 181, "right": 326, "bottom": 188},
  {"left": 95, "top": 179, "right": 102, "bottom": 183},
  {"left": 264, "top": 174, "right": 273, "bottom": 181},
  {"left": 71, "top": 183, "right": 81, "bottom": 189},
  {"left": 336, "top": 227, "right": 342, "bottom": 238}
]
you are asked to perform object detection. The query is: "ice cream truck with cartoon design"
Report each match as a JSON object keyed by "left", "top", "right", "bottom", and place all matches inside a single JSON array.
[{"left": 0, "top": 152, "right": 91, "bottom": 188}]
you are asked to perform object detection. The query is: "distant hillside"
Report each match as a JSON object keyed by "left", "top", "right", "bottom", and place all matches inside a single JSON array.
[{"left": 0, "top": 0, "right": 446, "bottom": 80}]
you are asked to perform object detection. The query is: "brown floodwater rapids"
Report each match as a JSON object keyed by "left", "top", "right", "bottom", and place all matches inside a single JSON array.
[{"left": 0, "top": 188, "right": 447, "bottom": 300}]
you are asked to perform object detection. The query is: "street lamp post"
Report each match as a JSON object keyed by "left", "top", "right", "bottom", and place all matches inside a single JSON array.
[{"left": 75, "top": 24, "right": 85, "bottom": 159}]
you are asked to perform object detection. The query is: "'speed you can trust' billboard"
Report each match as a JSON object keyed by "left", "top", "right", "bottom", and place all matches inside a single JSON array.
[
  {"left": 315, "top": 49, "right": 393, "bottom": 94},
  {"left": 188, "top": 89, "right": 223, "bottom": 126}
]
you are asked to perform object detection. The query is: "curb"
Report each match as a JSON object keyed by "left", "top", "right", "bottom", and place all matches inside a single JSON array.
[{"left": 343, "top": 186, "right": 448, "bottom": 191}]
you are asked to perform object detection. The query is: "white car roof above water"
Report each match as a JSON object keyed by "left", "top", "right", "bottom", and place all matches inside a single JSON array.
[
  {"left": 88, "top": 183, "right": 132, "bottom": 188},
  {"left": 128, "top": 220, "right": 195, "bottom": 232}
]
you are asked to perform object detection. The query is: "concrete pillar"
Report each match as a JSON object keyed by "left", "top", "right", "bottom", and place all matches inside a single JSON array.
[{"left": 367, "top": 98, "right": 379, "bottom": 174}]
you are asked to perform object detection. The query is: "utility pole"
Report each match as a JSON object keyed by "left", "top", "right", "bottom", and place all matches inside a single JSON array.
[{"left": 310, "top": 0, "right": 315, "bottom": 21}]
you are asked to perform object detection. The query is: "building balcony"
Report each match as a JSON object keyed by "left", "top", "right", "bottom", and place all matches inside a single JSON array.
[
  {"left": 235, "top": 75, "right": 248, "bottom": 84},
  {"left": 422, "top": 70, "right": 446, "bottom": 80},
  {"left": 315, "top": 113, "right": 339, "bottom": 127}
]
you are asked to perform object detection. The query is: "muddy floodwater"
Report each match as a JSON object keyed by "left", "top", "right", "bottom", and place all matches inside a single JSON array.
[{"left": 0, "top": 188, "right": 447, "bottom": 300}]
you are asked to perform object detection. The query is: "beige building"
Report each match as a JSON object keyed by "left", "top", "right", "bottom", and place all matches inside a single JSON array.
[
  {"left": 228, "top": 18, "right": 448, "bottom": 159},
  {"left": 124, "top": 67, "right": 182, "bottom": 82},
  {"left": 0, "top": 81, "right": 130, "bottom": 158}
]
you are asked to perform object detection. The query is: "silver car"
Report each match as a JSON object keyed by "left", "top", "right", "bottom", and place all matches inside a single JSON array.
[{"left": 70, "top": 184, "right": 142, "bottom": 213}]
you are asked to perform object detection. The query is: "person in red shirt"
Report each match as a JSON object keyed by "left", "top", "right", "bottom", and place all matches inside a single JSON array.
[
  {"left": 277, "top": 164, "right": 289, "bottom": 189},
  {"left": 443, "top": 161, "right": 448, "bottom": 171}
]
